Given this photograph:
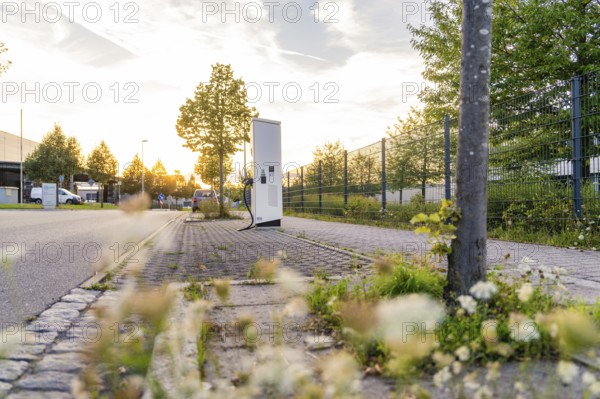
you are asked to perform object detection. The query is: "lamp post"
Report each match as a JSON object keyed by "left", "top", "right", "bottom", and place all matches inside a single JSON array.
[{"left": 141, "top": 139, "right": 148, "bottom": 194}]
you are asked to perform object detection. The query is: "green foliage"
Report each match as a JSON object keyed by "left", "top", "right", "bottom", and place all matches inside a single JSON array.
[
  {"left": 183, "top": 280, "right": 210, "bottom": 301},
  {"left": 121, "top": 153, "right": 148, "bottom": 195},
  {"left": 344, "top": 197, "right": 379, "bottom": 219},
  {"left": 176, "top": 63, "right": 257, "bottom": 217},
  {"left": 410, "top": 199, "right": 460, "bottom": 257},
  {"left": 307, "top": 140, "right": 346, "bottom": 190},
  {"left": 86, "top": 140, "right": 118, "bottom": 183},
  {"left": 23, "top": 124, "right": 84, "bottom": 182},
  {"left": 194, "top": 152, "right": 233, "bottom": 189},
  {"left": 386, "top": 110, "right": 446, "bottom": 197},
  {"left": 305, "top": 278, "right": 349, "bottom": 327},
  {"left": 409, "top": 0, "right": 600, "bottom": 120},
  {"left": 368, "top": 258, "right": 446, "bottom": 300}
]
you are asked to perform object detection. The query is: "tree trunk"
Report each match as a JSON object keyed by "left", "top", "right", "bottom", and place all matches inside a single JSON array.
[
  {"left": 100, "top": 183, "right": 104, "bottom": 209},
  {"left": 445, "top": 0, "right": 493, "bottom": 299},
  {"left": 219, "top": 151, "right": 224, "bottom": 218}
]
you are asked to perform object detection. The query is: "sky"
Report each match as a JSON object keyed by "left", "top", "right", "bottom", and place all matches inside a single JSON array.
[{"left": 0, "top": 0, "right": 431, "bottom": 184}]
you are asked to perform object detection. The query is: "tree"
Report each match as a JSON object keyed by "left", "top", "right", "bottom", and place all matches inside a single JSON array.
[
  {"left": 409, "top": 0, "right": 600, "bottom": 118},
  {"left": 387, "top": 109, "right": 445, "bottom": 200},
  {"left": 194, "top": 152, "right": 233, "bottom": 189},
  {"left": 149, "top": 160, "right": 168, "bottom": 199},
  {"left": 24, "top": 124, "right": 84, "bottom": 183},
  {"left": 445, "top": 0, "right": 493, "bottom": 299},
  {"left": 121, "top": 154, "right": 150, "bottom": 195},
  {"left": 176, "top": 63, "right": 257, "bottom": 217},
  {"left": 0, "top": 42, "right": 11, "bottom": 76},
  {"left": 308, "top": 140, "right": 345, "bottom": 192},
  {"left": 347, "top": 149, "right": 380, "bottom": 196},
  {"left": 87, "top": 141, "right": 118, "bottom": 207}
]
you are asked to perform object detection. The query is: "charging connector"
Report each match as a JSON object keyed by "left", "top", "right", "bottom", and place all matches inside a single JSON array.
[{"left": 237, "top": 177, "right": 255, "bottom": 231}]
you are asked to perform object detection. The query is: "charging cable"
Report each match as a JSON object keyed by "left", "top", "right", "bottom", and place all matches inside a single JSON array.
[{"left": 237, "top": 177, "right": 255, "bottom": 231}]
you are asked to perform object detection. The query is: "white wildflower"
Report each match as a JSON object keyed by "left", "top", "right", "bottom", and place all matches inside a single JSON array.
[
  {"left": 552, "top": 267, "right": 568, "bottom": 276},
  {"left": 473, "top": 386, "right": 493, "bottom": 399},
  {"left": 457, "top": 295, "right": 477, "bottom": 314},
  {"left": 557, "top": 360, "right": 579, "bottom": 385},
  {"left": 514, "top": 381, "right": 526, "bottom": 392},
  {"left": 582, "top": 371, "right": 597, "bottom": 386},
  {"left": 517, "top": 283, "right": 534, "bottom": 302},
  {"left": 579, "top": 234, "right": 585, "bottom": 241},
  {"left": 590, "top": 382, "right": 600, "bottom": 395},
  {"left": 455, "top": 346, "right": 470, "bottom": 362},
  {"left": 433, "top": 366, "right": 452, "bottom": 388},
  {"left": 469, "top": 281, "right": 498, "bottom": 300},
  {"left": 517, "top": 256, "right": 536, "bottom": 273}
]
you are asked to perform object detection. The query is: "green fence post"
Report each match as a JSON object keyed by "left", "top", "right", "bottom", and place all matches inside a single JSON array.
[{"left": 571, "top": 76, "right": 582, "bottom": 220}]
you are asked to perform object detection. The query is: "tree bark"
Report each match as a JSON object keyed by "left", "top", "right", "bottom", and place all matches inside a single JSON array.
[
  {"left": 445, "top": 0, "right": 493, "bottom": 299},
  {"left": 219, "top": 150, "right": 224, "bottom": 218}
]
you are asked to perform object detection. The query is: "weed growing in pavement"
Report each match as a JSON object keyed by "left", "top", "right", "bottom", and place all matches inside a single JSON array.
[
  {"left": 168, "top": 263, "right": 179, "bottom": 270},
  {"left": 183, "top": 279, "right": 211, "bottom": 302},
  {"left": 313, "top": 266, "right": 329, "bottom": 281},
  {"left": 246, "top": 258, "right": 279, "bottom": 283}
]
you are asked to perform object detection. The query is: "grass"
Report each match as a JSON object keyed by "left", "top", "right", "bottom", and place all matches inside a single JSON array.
[
  {"left": 0, "top": 203, "right": 118, "bottom": 210},
  {"left": 168, "top": 263, "right": 179, "bottom": 270},
  {"left": 0, "top": 204, "right": 43, "bottom": 209}
]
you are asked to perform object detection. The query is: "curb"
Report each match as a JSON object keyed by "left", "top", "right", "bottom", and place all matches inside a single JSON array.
[{"left": 81, "top": 212, "right": 184, "bottom": 289}]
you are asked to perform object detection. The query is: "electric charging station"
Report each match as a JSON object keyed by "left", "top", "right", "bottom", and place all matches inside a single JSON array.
[{"left": 249, "top": 118, "right": 282, "bottom": 228}]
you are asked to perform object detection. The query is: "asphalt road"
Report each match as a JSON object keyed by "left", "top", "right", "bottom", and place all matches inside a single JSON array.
[{"left": 0, "top": 209, "right": 181, "bottom": 325}]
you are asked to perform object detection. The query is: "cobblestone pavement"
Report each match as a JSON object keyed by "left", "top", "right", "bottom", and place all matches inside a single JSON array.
[
  {"left": 280, "top": 217, "right": 600, "bottom": 282},
  {"left": 3, "top": 215, "right": 600, "bottom": 397},
  {"left": 132, "top": 216, "right": 368, "bottom": 286},
  {"left": 0, "top": 288, "right": 102, "bottom": 399}
]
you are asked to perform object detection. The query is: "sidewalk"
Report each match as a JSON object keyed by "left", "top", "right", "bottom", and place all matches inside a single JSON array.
[{"left": 2, "top": 215, "right": 600, "bottom": 398}]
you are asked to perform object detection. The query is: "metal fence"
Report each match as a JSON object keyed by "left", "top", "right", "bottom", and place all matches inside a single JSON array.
[{"left": 283, "top": 69, "right": 600, "bottom": 230}]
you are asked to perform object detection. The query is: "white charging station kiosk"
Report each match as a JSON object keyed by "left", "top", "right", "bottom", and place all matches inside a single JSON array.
[{"left": 250, "top": 118, "right": 282, "bottom": 228}]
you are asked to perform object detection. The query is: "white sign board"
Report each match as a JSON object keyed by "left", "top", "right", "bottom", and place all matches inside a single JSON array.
[{"left": 42, "top": 183, "right": 57, "bottom": 209}]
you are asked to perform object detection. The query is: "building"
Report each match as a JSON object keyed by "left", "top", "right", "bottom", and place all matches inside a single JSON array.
[{"left": 0, "top": 130, "right": 39, "bottom": 202}]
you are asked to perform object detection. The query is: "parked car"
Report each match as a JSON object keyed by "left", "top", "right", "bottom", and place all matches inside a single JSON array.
[
  {"left": 192, "top": 189, "right": 218, "bottom": 212},
  {"left": 30, "top": 187, "right": 83, "bottom": 205}
]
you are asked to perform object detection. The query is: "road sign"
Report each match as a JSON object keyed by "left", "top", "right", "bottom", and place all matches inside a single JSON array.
[
  {"left": 158, "top": 193, "right": 165, "bottom": 201},
  {"left": 58, "top": 175, "right": 64, "bottom": 183},
  {"left": 88, "top": 179, "right": 95, "bottom": 187}
]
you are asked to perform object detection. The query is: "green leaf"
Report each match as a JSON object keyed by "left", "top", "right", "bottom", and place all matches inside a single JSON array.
[{"left": 410, "top": 213, "right": 429, "bottom": 224}]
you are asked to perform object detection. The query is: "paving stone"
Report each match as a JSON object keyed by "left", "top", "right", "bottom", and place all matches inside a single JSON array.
[
  {"left": 20, "top": 331, "right": 58, "bottom": 346},
  {"left": 71, "top": 288, "right": 100, "bottom": 296},
  {"left": 38, "top": 308, "right": 80, "bottom": 321},
  {"left": 51, "top": 302, "right": 88, "bottom": 312},
  {"left": 6, "top": 344, "right": 46, "bottom": 361},
  {"left": 35, "top": 353, "right": 84, "bottom": 373},
  {"left": 15, "top": 371, "right": 76, "bottom": 392},
  {"left": 60, "top": 294, "right": 96, "bottom": 304},
  {"left": 49, "top": 338, "right": 89, "bottom": 354},
  {"left": 0, "top": 382, "right": 11, "bottom": 397},
  {"left": 25, "top": 318, "right": 71, "bottom": 333},
  {"left": 6, "top": 391, "right": 73, "bottom": 399},
  {"left": 0, "top": 361, "right": 29, "bottom": 382}
]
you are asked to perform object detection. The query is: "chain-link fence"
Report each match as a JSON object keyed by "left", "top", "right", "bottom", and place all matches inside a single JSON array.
[{"left": 283, "top": 69, "right": 600, "bottom": 230}]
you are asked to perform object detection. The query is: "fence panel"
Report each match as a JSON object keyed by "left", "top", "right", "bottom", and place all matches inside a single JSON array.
[{"left": 282, "top": 69, "right": 600, "bottom": 231}]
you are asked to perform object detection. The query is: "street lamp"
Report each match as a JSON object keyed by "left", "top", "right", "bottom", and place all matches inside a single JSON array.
[{"left": 141, "top": 139, "right": 148, "bottom": 194}]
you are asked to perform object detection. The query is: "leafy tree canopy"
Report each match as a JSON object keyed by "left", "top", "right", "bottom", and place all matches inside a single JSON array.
[
  {"left": 24, "top": 124, "right": 84, "bottom": 182},
  {"left": 176, "top": 62, "right": 257, "bottom": 216},
  {"left": 86, "top": 140, "right": 118, "bottom": 183}
]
